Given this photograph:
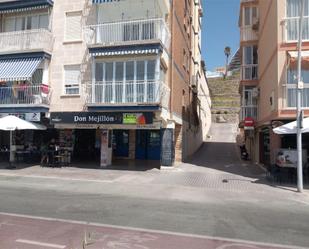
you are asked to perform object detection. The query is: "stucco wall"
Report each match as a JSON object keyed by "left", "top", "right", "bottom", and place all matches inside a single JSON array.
[
  {"left": 49, "top": 0, "right": 89, "bottom": 113},
  {"left": 257, "top": 0, "right": 279, "bottom": 123}
]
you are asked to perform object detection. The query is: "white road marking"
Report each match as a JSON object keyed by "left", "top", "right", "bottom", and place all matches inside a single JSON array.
[
  {"left": 16, "top": 239, "right": 66, "bottom": 248},
  {"left": 0, "top": 212, "right": 306, "bottom": 249}
]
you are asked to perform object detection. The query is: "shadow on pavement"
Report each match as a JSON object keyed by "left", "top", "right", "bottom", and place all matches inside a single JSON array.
[
  {"left": 187, "top": 141, "right": 265, "bottom": 178},
  {"left": 186, "top": 141, "right": 309, "bottom": 191}
]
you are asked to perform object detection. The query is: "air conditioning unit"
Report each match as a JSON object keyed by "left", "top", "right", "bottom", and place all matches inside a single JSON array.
[
  {"left": 252, "top": 87, "right": 259, "bottom": 98},
  {"left": 252, "top": 17, "right": 259, "bottom": 31},
  {"left": 191, "top": 75, "right": 198, "bottom": 86}
]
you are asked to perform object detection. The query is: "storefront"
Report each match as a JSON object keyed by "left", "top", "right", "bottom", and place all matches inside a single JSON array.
[
  {"left": 0, "top": 113, "right": 51, "bottom": 163},
  {"left": 50, "top": 112, "right": 173, "bottom": 167}
]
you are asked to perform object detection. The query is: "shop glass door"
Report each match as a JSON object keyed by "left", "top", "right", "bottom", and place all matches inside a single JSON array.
[
  {"left": 136, "top": 130, "right": 147, "bottom": 160},
  {"left": 113, "top": 130, "right": 129, "bottom": 157}
]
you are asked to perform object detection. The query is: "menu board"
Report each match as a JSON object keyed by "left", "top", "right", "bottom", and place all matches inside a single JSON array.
[{"left": 161, "top": 129, "right": 174, "bottom": 166}]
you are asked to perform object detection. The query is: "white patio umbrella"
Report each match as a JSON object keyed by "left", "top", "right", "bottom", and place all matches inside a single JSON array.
[
  {"left": 273, "top": 117, "right": 309, "bottom": 134},
  {"left": 0, "top": 115, "right": 47, "bottom": 163}
]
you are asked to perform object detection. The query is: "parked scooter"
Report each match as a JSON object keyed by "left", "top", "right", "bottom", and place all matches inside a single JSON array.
[{"left": 240, "top": 145, "right": 249, "bottom": 160}]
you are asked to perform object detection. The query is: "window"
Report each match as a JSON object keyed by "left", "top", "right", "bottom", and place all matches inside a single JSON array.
[
  {"left": 243, "top": 6, "right": 258, "bottom": 26},
  {"left": 286, "top": 0, "right": 309, "bottom": 41},
  {"left": 94, "top": 58, "right": 161, "bottom": 103},
  {"left": 65, "top": 11, "right": 82, "bottom": 41},
  {"left": 243, "top": 46, "right": 258, "bottom": 80},
  {"left": 244, "top": 7, "right": 251, "bottom": 26},
  {"left": 4, "top": 13, "right": 49, "bottom": 32},
  {"left": 64, "top": 65, "right": 80, "bottom": 95},
  {"left": 286, "top": 66, "right": 309, "bottom": 107}
]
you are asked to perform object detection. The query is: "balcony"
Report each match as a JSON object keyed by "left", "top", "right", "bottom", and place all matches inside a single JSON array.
[
  {"left": 0, "top": 29, "right": 53, "bottom": 55},
  {"left": 0, "top": 85, "right": 51, "bottom": 107},
  {"left": 241, "top": 105, "right": 257, "bottom": 120},
  {"left": 85, "top": 80, "right": 170, "bottom": 109},
  {"left": 241, "top": 64, "right": 258, "bottom": 81},
  {"left": 240, "top": 26, "right": 258, "bottom": 42},
  {"left": 283, "top": 16, "right": 309, "bottom": 42},
  {"left": 84, "top": 18, "right": 170, "bottom": 49}
]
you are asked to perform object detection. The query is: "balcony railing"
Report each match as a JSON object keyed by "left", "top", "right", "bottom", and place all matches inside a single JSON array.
[
  {"left": 85, "top": 80, "right": 170, "bottom": 108},
  {"left": 241, "top": 105, "right": 257, "bottom": 120},
  {"left": 283, "top": 16, "right": 309, "bottom": 42},
  {"left": 240, "top": 26, "right": 258, "bottom": 41},
  {"left": 0, "top": 85, "right": 51, "bottom": 106},
  {"left": 241, "top": 64, "right": 258, "bottom": 80},
  {"left": 0, "top": 29, "right": 53, "bottom": 54},
  {"left": 84, "top": 18, "right": 170, "bottom": 48}
]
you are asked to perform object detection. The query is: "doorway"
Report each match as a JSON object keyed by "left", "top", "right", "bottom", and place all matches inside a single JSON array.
[
  {"left": 136, "top": 130, "right": 161, "bottom": 160},
  {"left": 113, "top": 130, "right": 129, "bottom": 157}
]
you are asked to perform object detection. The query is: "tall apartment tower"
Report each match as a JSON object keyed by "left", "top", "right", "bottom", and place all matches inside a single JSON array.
[
  {"left": 0, "top": 0, "right": 209, "bottom": 167},
  {"left": 239, "top": 0, "right": 309, "bottom": 165}
]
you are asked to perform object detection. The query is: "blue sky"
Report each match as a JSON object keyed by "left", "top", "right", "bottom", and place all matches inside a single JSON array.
[{"left": 202, "top": 0, "right": 240, "bottom": 71}]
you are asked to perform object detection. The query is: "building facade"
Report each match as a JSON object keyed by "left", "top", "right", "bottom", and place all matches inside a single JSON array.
[
  {"left": 239, "top": 0, "right": 309, "bottom": 165},
  {"left": 0, "top": 0, "right": 210, "bottom": 167}
]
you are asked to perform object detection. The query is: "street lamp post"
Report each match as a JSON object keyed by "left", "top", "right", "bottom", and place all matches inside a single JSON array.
[
  {"left": 296, "top": 0, "right": 305, "bottom": 192},
  {"left": 224, "top": 46, "right": 231, "bottom": 78}
]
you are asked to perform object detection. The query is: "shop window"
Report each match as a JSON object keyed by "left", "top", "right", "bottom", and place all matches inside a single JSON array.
[{"left": 64, "top": 65, "right": 80, "bottom": 95}]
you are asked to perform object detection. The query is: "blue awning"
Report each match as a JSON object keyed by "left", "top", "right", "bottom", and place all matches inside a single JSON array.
[
  {"left": 89, "top": 44, "right": 162, "bottom": 57},
  {"left": 92, "top": 0, "right": 121, "bottom": 3},
  {"left": 0, "top": 57, "right": 43, "bottom": 81},
  {"left": 0, "top": 0, "right": 53, "bottom": 14}
]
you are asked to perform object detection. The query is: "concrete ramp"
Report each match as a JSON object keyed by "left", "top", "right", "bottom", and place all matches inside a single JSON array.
[{"left": 207, "top": 122, "right": 238, "bottom": 143}]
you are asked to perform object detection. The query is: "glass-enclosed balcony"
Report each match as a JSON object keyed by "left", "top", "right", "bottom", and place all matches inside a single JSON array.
[
  {"left": 85, "top": 18, "right": 170, "bottom": 49},
  {"left": 85, "top": 80, "right": 170, "bottom": 108},
  {"left": 283, "top": 0, "right": 309, "bottom": 42},
  {"left": 241, "top": 64, "right": 258, "bottom": 80},
  {"left": 240, "top": 26, "right": 258, "bottom": 42},
  {"left": 285, "top": 67, "right": 309, "bottom": 108},
  {"left": 241, "top": 106, "right": 257, "bottom": 120}
]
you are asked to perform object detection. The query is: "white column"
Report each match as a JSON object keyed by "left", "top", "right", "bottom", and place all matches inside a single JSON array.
[
  {"left": 91, "top": 57, "right": 96, "bottom": 104},
  {"left": 42, "top": 59, "right": 49, "bottom": 85}
]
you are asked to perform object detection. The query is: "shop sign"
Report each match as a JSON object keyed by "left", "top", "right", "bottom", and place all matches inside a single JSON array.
[
  {"left": 0, "top": 113, "right": 40, "bottom": 122},
  {"left": 244, "top": 117, "right": 255, "bottom": 130},
  {"left": 25, "top": 113, "right": 40, "bottom": 122},
  {"left": 123, "top": 113, "right": 147, "bottom": 125},
  {"left": 54, "top": 122, "right": 161, "bottom": 130},
  {"left": 50, "top": 112, "right": 153, "bottom": 125}
]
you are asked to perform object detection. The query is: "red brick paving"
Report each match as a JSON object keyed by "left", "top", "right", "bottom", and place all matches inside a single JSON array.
[{"left": 0, "top": 214, "right": 298, "bottom": 249}]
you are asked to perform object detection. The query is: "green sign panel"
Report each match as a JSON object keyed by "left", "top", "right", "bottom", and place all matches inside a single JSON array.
[{"left": 123, "top": 114, "right": 138, "bottom": 124}]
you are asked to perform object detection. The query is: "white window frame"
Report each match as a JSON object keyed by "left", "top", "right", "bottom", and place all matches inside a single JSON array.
[
  {"left": 63, "top": 64, "right": 81, "bottom": 96},
  {"left": 243, "top": 6, "right": 259, "bottom": 27},
  {"left": 286, "top": 67, "right": 309, "bottom": 108},
  {"left": 64, "top": 11, "right": 82, "bottom": 42}
]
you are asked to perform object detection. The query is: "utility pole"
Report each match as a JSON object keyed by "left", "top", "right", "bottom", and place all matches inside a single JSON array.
[{"left": 296, "top": 0, "right": 305, "bottom": 192}]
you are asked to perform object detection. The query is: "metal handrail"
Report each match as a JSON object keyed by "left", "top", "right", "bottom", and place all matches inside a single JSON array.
[
  {"left": 84, "top": 80, "right": 170, "bottom": 108},
  {"left": 84, "top": 18, "right": 170, "bottom": 48},
  {"left": 0, "top": 85, "right": 51, "bottom": 105}
]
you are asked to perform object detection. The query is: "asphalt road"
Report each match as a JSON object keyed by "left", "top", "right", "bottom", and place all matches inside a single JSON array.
[{"left": 0, "top": 123, "right": 308, "bottom": 248}]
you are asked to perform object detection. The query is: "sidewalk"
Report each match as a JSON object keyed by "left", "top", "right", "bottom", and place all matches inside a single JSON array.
[{"left": 0, "top": 162, "right": 308, "bottom": 196}]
